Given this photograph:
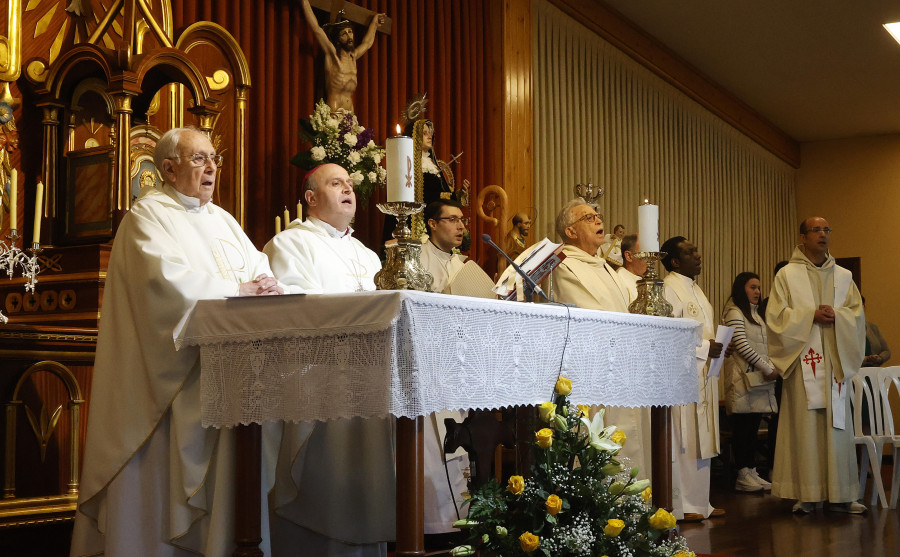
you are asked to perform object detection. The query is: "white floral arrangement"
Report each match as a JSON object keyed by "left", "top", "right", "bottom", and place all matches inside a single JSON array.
[{"left": 291, "top": 100, "right": 386, "bottom": 205}]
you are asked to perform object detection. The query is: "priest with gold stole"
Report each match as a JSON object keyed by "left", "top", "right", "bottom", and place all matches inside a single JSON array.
[
  {"left": 71, "top": 128, "right": 285, "bottom": 557},
  {"left": 551, "top": 199, "right": 650, "bottom": 478},
  {"left": 767, "top": 217, "right": 865, "bottom": 514},
  {"left": 661, "top": 236, "right": 724, "bottom": 522},
  {"left": 264, "top": 163, "right": 394, "bottom": 556}
]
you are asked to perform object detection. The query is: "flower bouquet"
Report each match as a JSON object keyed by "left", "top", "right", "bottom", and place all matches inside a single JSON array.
[
  {"left": 291, "top": 100, "right": 386, "bottom": 205},
  {"left": 452, "top": 378, "right": 693, "bottom": 557}
]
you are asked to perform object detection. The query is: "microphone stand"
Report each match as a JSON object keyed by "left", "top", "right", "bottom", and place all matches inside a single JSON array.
[{"left": 481, "top": 233, "right": 550, "bottom": 302}]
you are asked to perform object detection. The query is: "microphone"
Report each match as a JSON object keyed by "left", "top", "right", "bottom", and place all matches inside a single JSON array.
[{"left": 481, "top": 233, "right": 550, "bottom": 302}]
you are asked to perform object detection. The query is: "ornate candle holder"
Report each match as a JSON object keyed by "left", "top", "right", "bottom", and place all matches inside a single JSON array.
[
  {"left": 628, "top": 252, "right": 672, "bottom": 317},
  {"left": 574, "top": 182, "right": 604, "bottom": 206},
  {"left": 374, "top": 201, "right": 434, "bottom": 291},
  {"left": 0, "top": 231, "right": 43, "bottom": 324}
]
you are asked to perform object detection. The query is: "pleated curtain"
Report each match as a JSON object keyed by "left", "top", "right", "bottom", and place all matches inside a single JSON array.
[{"left": 533, "top": 1, "right": 797, "bottom": 312}]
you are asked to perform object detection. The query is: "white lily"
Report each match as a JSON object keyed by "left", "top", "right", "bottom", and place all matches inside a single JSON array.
[{"left": 580, "top": 409, "right": 621, "bottom": 451}]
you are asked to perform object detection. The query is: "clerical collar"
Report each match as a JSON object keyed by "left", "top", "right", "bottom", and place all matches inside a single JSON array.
[
  {"left": 308, "top": 216, "right": 353, "bottom": 239},
  {"left": 428, "top": 239, "right": 454, "bottom": 257},
  {"left": 166, "top": 185, "right": 208, "bottom": 214}
]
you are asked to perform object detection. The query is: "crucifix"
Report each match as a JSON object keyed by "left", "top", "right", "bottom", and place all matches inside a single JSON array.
[{"left": 302, "top": 0, "right": 393, "bottom": 112}]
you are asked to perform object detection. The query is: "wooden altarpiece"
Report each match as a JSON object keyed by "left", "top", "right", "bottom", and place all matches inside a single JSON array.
[{"left": 0, "top": 2, "right": 250, "bottom": 552}]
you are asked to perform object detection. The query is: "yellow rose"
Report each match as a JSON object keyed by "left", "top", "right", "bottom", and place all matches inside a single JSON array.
[
  {"left": 648, "top": 508, "right": 677, "bottom": 530},
  {"left": 640, "top": 486, "right": 652, "bottom": 502},
  {"left": 603, "top": 518, "right": 625, "bottom": 537},
  {"left": 535, "top": 428, "right": 554, "bottom": 449},
  {"left": 507, "top": 475, "right": 525, "bottom": 495},
  {"left": 555, "top": 376, "right": 572, "bottom": 395},
  {"left": 519, "top": 532, "right": 540, "bottom": 553},
  {"left": 610, "top": 429, "right": 627, "bottom": 447},
  {"left": 538, "top": 402, "right": 557, "bottom": 423},
  {"left": 577, "top": 404, "right": 591, "bottom": 417},
  {"left": 545, "top": 494, "right": 562, "bottom": 515},
  {"left": 673, "top": 552, "right": 696, "bottom": 557}
]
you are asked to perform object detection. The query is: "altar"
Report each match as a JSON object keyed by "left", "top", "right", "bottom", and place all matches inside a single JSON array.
[{"left": 176, "top": 290, "right": 702, "bottom": 556}]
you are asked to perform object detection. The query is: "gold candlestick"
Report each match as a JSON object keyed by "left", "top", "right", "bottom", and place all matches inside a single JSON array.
[{"left": 375, "top": 201, "right": 434, "bottom": 291}]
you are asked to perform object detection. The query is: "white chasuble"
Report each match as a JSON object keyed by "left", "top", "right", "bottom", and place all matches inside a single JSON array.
[
  {"left": 264, "top": 217, "right": 382, "bottom": 294},
  {"left": 766, "top": 246, "right": 865, "bottom": 503},
  {"left": 420, "top": 239, "right": 465, "bottom": 294},
  {"left": 263, "top": 218, "right": 396, "bottom": 551},
  {"left": 72, "top": 185, "right": 279, "bottom": 557}
]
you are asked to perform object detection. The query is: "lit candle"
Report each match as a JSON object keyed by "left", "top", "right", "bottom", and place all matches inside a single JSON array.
[
  {"left": 33, "top": 181, "right": 44, "bottom": 245},
  {"left": 284, "top": 206, "right": 290, "bottom": 225},
  {"left": 386, "top": 124, "right": 414, "bottom": 203},
  {"left": 275, "top": 215, "right": 281, "bottom": 234},
  {"left": 9, "top": 169, "right": 16, "bottom": 231},
  {"left": 638, "top": 199, "right": 659, "bottom": 252},
  {"left": 297, "top": 200, "right": 303, "bottom": 221}
]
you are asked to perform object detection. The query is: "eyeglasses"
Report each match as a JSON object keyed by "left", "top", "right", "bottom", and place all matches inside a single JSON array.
[
  {"left": 575, "top": 213, "right": 602, "bottom": 225},
  {"left": 173, "top": 153, "right": 225, "bottom": 168},
  {"left": 805, "top": 227, "right": 833, "bottom": 234},
  {"left": 436, "top": 216, "right": 469, "bottom": 226}
]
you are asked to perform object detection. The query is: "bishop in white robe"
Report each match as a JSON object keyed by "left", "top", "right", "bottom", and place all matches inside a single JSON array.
[
  {"left": 661, "top": 235, "right": 722, "bottom": 521},
  {"left": 263, "top": 163, "right": 394, "bottom": 556},
  {"left": 767, "top": 218, "right": 865, "bottom": 513},
  {"left": 71, "top": 128, "right": 284, "bottom": 557},
  {"left": 551, "top": 200, "right": 650, "bottom": 478}
]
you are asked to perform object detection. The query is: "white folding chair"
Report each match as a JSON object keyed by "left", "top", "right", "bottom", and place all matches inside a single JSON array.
[
  {"left": 850, "top": 370, "right": 889, "bottom": 507},
  {"left": 876, "top": 366, "right": 900, "bottom": 508}
]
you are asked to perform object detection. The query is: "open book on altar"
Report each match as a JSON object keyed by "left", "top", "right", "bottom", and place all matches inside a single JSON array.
[
  {"left": 492, "top": 237, "right": 566, "bottom": 301},
  {"left": 446, "top": 260, "right": 497, "bottom": 298}
]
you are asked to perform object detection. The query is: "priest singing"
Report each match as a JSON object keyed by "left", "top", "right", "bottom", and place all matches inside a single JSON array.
[
  {"left": 70, "top": 127, "right": 284, "bottom": 557},
  {"left": 264, "top": 163, "right": 393, "bottom": 556}
]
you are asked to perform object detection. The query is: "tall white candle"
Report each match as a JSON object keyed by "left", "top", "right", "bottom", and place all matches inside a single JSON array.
[
  {"left": 33, "top": 181, "right": 44, "bottom": 245},
  {"left": 9, "top": 169, "right": 16, "bottom": 231},
  {"left": 386, "top": 131, "right": 414, "bottom": 203},
  {"left": 638, "top": 200, "right": 659, "bottom": 252}
]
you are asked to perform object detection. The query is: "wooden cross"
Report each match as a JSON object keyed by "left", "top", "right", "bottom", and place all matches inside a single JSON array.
[{"left": 308, "top": 0, "right": 393, "bottom": 35}]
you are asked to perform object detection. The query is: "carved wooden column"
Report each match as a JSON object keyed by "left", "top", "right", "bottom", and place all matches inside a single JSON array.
[
  {"left": 111, "top": 92, "right": 135, "bottom": 228},
  {"left": 39, "top": 103, "right": 62, "bottom": 227},
  {"left": 234, "top": 85, "right": 249, "bottom": 228}
]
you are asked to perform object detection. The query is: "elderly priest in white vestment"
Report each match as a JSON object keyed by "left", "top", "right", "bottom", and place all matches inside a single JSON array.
[
  {"left": 70, "top": 127, "right": 285, "bottom": 557},
  {"left": 551, "top": 199, "right": 650, "bottom": 479},
  {"left": 767, "top": 217, "right": 866, "bottom": 514},
  {"left": 263, "top": 163, "right": 393, "bottom": 556},
  {"left": 661, "top": 236, "right": 725, "bottom": 522}
]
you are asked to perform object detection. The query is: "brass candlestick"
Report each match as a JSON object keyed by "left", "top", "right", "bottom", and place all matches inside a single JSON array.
[
  {"left": 628, "top": 252, "right": 672, "bottom": 317},
  {"left": 375, "top": 201, "right": 434, "bottom": 291}
]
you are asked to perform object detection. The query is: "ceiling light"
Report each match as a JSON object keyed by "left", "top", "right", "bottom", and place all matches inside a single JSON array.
[{"left": 884, "top": 22, "right": 900, "bottom": 45}]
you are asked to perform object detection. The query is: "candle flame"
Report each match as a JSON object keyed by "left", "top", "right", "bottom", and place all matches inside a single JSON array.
[
  {"left": 643, "top": 198, "right": 649, "bottom": 204},
  {"left": 396, "top": 124, "right": 402, "bottom": 135}
]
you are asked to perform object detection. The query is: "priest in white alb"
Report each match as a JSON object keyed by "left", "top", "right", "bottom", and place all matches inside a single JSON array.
[
  {"left": 263, "top": 163, "right": 394, "bottom": 556},
  {"left": 420, "top": 199, "right": 467, "bottom": 293},
  {"left": 661, "top": 235, "right": 725, "bottom": 522},
  {"left": 71, "top": 127, "right": 284, "bottom": 557},
  {"left": 767, "top": 217, "right": 865, "bottom": 514},
  {"left": 616, "top": 233, "right": 647, "bottom": 305},
  {"left": 551, "top": 199, "right": 649, "bottom": 478}
]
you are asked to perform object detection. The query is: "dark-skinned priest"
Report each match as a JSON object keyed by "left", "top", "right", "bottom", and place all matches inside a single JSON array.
[
  {"left": 767, "top": 217, "right": 865, "bottom": 514},
  {"left": 661, "top": 236, "right": 725, "bottom": 523},
  {"left": 263, "top": 163, "right": 393, "bottom": 556},
  {"left": 551, "top": 199, "right": 650, "bottom": 478},
  {"left": 71, "top": 127, "right": 285, "bottom": 557}
]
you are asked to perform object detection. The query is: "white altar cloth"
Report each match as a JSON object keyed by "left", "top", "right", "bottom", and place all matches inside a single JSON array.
[{"left": 175, "top": 290, "right": 702, "bottom": 428}]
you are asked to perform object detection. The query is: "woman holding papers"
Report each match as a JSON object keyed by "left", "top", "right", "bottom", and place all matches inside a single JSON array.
[{"left": 722, "top": 272, "right": 779, "bottom": 493}]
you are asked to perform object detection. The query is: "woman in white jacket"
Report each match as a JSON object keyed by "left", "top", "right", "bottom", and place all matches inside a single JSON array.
[{"left": 723, "top": 272, "right": 779, "bottom": 492}]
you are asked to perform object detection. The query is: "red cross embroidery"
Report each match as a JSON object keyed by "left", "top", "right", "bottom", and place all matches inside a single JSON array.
[{"left": 803, "top": 348, "right": 822, "bottom": 377}]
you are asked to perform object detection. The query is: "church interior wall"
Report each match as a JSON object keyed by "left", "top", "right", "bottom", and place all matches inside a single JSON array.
[
  {"left": 797, "top": 135, "right": 900, "bottom": 353},
  {"left": 532, "top": 2, "right": 797, "bottom": 314}
]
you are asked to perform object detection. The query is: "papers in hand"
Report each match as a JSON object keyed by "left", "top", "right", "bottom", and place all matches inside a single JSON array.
[
  {"left": 492, "top": 237, "right": 566, "bottom": 301},
  {"left": 446, "top": 260, "right": 497, "bottom": 299},
  {"left": 706, "top": 325, "right": 734, "bottom": 378}
]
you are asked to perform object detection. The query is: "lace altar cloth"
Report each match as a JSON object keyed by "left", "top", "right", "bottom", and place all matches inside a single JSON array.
[{"left": 175, "top": 291, "right": 702, "bottom": 428}]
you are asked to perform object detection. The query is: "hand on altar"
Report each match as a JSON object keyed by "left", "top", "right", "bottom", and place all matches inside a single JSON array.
[
  {"left": 708, "top": 340, "right": 723, "bottom": 359},
  {"left": 239, "top": 274, "right": 284, "bottom": 296},
  {"left": 814, "top": 304, "right": 835, "bottom": 325}
]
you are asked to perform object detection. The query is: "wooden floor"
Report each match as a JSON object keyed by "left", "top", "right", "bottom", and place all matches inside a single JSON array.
[{"left": 680, "top": 469, "right": 900, "bottom": 557}]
